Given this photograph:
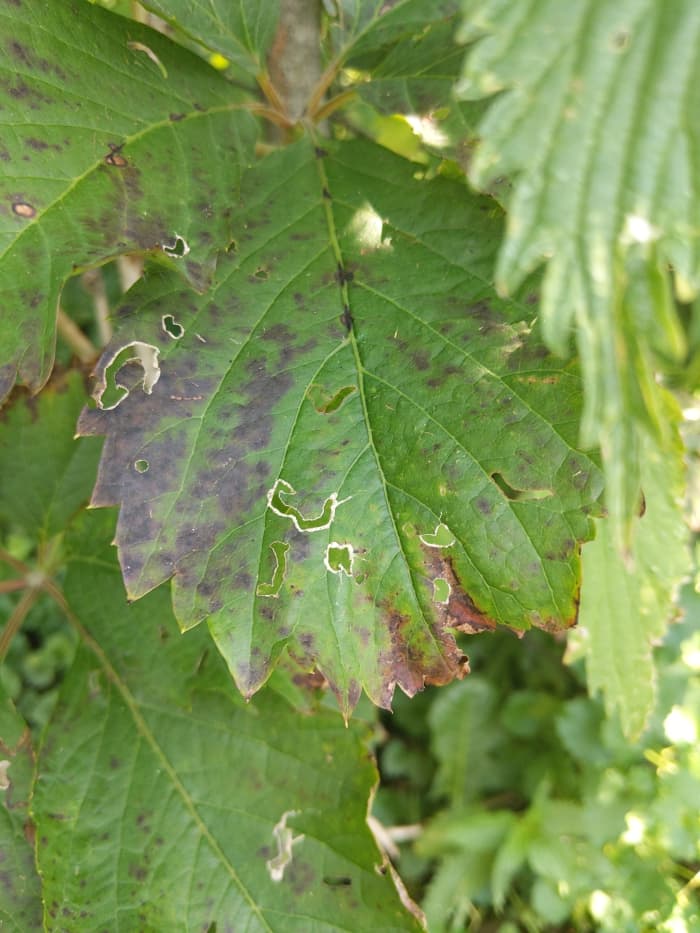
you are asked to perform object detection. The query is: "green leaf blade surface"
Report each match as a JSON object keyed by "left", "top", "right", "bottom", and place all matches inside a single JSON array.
[
  {"left": 137, "top": 0, "right": 281, "bottom": 73},
  {"left": 458, "top": 0, "right": 700, "bottom": 539},
  {"left": 0, "top": 371, "right": 101, "bottom": 539},
  {"left": 0, "top": 688, "right": 41, "bottom": 931},
  {"left": 0, "top": 0, "right": 257, "bottom": 402},
  {"left": 32, "top": 513, "right": 419, "bottom": 931},
  {"left": 77, "top": 137, "right": 602, "bottom": 713}
]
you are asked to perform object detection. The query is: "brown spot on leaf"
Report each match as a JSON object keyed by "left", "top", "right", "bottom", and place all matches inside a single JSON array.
[
  {"left": 12, "top": 200, "right": 35, "bottom": 218},
  {"left": 105, "top": 143, "right": 127, "bottom": 167},
  {"left": 424, "top": 548, "right": 497, "bottom": 635}
]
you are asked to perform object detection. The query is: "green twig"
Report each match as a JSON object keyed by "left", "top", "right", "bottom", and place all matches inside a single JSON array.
[{"left": 0, "top": 588, "right": 39, "bottom": 661}]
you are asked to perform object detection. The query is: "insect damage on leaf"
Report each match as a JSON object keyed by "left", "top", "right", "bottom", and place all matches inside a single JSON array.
[
  {"left": 93, "top": 342, "right": 161, "bottom": 411},
  {"left": 257, "top": 541, "right": 289, "bottom": 598},
  {"left": 266, "top": 479, "right": 351, "bottom": 533},
  {"left": 324, "top": 542, "right": 354, "bottom": 576},
  {"left": 76, "top": 137, "right": 602, "bottom": 715},
  {"left": 266, "top": 810, "right": 305, "bottom": 883}
]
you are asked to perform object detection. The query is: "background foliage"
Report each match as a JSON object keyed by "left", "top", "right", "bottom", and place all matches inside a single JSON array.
[{"left": 1, "top": 0, "right": 699, "bottom": 929}]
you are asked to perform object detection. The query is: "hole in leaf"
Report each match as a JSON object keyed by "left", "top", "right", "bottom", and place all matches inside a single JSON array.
[
  {"left": 419, "top": 522, "right": 455, "bottom": 548},
  {"left": 134, "top": 459, "right": 149, "bottom": 474},
  {"left": 266, "top": 479, "right": 350, "bottom": 532},
  {"left": 324, "top": 542, "right": 354, "bottom": 576},
  {"left": 491, "top": 472, "right": 552, "bottom": 502},
  {"left": 94, "top": 341, "right": 160, "bottom": 410},
  {"left": 162, "top": 235, "right": 190, "bottom": 258},
  {"left": 12, "top": 200, "right": 36, "bottom": 219},
  {"left": 257, "top": 541, "right": 289, "bottom": 598},
  {"left": 432, "top": 577, "right": 451, "bottom": 604},
  {"left": 226, "top": 239, "right": 238, "bottom": 254},
  {"left": 254, "top": 266, "right": 268, "bottom": 280},
  {"left": 266, "top": 811, "right": 304, "bottom": 883},
  {"left": 161, "top": 314, "right": 184, "bottom": 339}
]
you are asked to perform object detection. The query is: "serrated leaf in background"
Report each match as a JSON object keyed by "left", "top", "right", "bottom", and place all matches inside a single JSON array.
[
  {"left": 32, "top": 512, "right": 421, "bottom": 932},
  {"left": 0, "top": 686, "right": 41, "bottom": 931},
  {"left": 77, "top": 136, "right": 602, "bottom": 714},
  {"left": 0, "top": 0, "right": 257, "bottom": 403},
  {"left": 0, "top": 371, "right": 101, "bottom": 540},
  {"left": 574, "top": 406, "right": 690, "bottom": 738},
  {"left": 458, "top": 0, "right": 700, "bottom": 544},
  {"left": 135, "top": 0, "right": 280, "bottom": 74}
]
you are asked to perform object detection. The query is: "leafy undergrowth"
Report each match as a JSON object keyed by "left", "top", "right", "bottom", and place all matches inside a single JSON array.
[{"left": 374, "top": 605, "right": 700, "bottom": 932}]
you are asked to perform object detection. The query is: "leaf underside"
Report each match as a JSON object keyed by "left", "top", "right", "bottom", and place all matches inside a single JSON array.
[{"left": 78, "top": 137, "right": 602, "bottom": 714}]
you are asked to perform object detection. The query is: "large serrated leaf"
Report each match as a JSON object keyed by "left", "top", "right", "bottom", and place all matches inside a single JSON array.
[
  {"left": 77, "top": 137, "right": 602, "bottom": 714},
  {"left": 0, "top": 687, "right": 41, "bottom": 932},
  {"left": 575, "top": 404, "right": 690, "bottom": 739},
  {"left": 0, "top": 0, "right": 257, "bottom": 402},
  {"left": 32, "top": 512, "right": 419, "bottom": 932},
  {"left": 458, "top": 0, "right": 700, "bottom": 541}
]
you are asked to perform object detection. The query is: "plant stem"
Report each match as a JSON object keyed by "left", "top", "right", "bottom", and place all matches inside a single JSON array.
[
  {"left": 56, "top": 309, "right": 98, "bottom": 364},
  {"left": 269, "top": 0, "right": 323, "bottom": 122},
  {"left": 0, "top": 547, "right": 29, "bottom": 575},
  {"left": 0, "top": 588, "right": 39, "bottom": 661}
]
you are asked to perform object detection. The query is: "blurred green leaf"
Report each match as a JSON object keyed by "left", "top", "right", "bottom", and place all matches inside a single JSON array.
[
  {"left": 458, "top": 0, "right": 700, "bottom": 542},
  {"left": 0, "top": 371, "right": 101, "bottom": 539},
  {"left": 429, "top": 678, "right": 501, "bottom": 805},
  {"left": 576, "top": 404, "right": 690, "bottom": 738}
]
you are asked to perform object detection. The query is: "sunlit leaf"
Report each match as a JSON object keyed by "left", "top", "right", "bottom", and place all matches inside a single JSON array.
[
  {"left": 0, "top": 0, "right": 256, "bottom": 402},
  {"left": 575, "top": 400, "right": 690, "bottom": 737},
  {"left": 77, "top": 137, "right": 602, "bottom": 714}
]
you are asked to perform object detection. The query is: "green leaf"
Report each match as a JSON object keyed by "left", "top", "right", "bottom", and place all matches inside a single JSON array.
[
  {"left": 33, "top": 511, "right": 421, "bottom": 931},
  {"left": 136, "top": 0, "right": 280, "bottom": 73},
  {"left": 329, "top": 0, "right": 459, "bottom": 63},
  {"left": 575, "top": 400, "right": 690, "bottom": 738},
  {"left": 0, "top": 686, "right": 42, "bottom": 932},
  {"left": 0, "top": 0, "right": 257, "bottom": 402},
  {"left": 458, "top": 0, "right": 700, "bottom": 541},
  {"left": 77, "top": 136, "right": 602, "bottom": 714},
  {"left": 0, "top": 371, "right": 101, "bottom": 539},
  {"left": 428, "top": 678, "right": 501, "bottom": 806}
]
